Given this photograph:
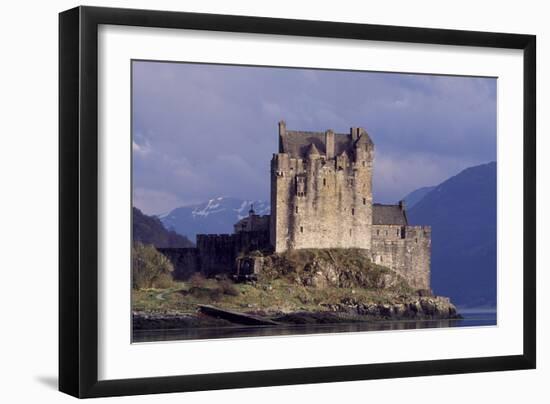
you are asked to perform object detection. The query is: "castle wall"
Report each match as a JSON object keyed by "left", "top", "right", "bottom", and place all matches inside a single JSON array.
[
  {"left": 371, "top": 225, "right": 431, "bottom": 290},
  {"left": 197, "top": 234, "right": 238, "bottom": 277},
  {"left": 196, "top": 231, "right": 271, "bottom": 277},
  {"left": 270, "top": 134, "right": 373, "bottom": 252},
  {"left": 157, "top": 247, "right": 199, "bottom": 280},
  {"left": 270, "top": 153, "right": 293, "bottom": 252}
]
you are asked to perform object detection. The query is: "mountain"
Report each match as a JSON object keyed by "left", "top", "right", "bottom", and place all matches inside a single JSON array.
[
  {"left": 407, "top": 162, "right": 497, "bottom": 308},
  {"left": 133, "top": 207, "right": 194, "bottom": 248},
  {"left": 159, "top": 197, "right": 270, "bottom": 243},
  {"left": 402, "top": 186, "right": 436, "bottom": 209}
]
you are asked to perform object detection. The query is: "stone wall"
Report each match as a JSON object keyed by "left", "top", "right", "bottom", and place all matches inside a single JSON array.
[
  {"left": 158, "top": 230, "right": 271, "bottom": 279},
  {"left": 195, "top": 231, "right": 271, "bottom": 277},
  {"left": 196, "top": 234, "right": 237, "bottom": 277},
  {"left": 371, "top": 225, "right": 431, "bottom": 290}
]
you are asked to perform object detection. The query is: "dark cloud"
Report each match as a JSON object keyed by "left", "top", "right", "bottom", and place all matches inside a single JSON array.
[{"left": 132, "top": 61, "right": 496, "bottom": 214}]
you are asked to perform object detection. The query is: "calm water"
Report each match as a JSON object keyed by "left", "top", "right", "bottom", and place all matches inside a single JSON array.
[{"left": 133, "top": 311, "right": 496, "bottom": 343}]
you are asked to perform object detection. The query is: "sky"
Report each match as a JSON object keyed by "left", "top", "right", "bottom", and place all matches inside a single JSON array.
[{"left": 132, "top": 60, "right": 496, "bottom": 215}]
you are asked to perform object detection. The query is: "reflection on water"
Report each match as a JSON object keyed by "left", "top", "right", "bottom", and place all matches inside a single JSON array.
[{"left": 133, "top": 311, "right": 496, "bottom": 343}]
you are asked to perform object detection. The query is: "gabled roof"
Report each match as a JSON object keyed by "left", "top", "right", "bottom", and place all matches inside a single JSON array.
[
  {"left": 355, "top": 132, "right": 374, "bottom": 146},
  {"left": 278, "top": 125, "right": 373, "bottom": 159},
  {"left": 372, "top": 204, "right": 408, "bottom": 225},
  {"left": 307, "top": 142, "right": 321, "bottom": 157},
  {"left": 279, "top": 130, "right": 354, "bottom": 159}
]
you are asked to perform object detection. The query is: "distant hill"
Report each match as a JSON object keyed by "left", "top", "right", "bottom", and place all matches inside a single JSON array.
[
  {"left": 159, "top": 197, "right": 270, "bottom": 243},
  {"left": 402, "top": 186, "right": 436, "bottom": 209},
  {"left": 133, "top": 207, "right": 194, "bottom": 248},
  {"left": 407, "top": 162, "right": 497, "bottom": 308}
]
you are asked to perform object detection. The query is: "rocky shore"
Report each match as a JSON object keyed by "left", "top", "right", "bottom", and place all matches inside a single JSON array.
[{"left": 133, "top": 295, "right": 460, "bottom": 330}]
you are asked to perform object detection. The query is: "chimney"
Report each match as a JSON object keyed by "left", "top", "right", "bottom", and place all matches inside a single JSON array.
[
  {"left": 278, "top": 120, "right": 286, "bottom": 136},
  {"left": 278, "top": 120, "right": 286, "bottom": 153},
  {"left": 325, "top": 129, "right": 335, "bottom": 159},
  {"left": 350, "top": 127, "right": 359, "bottom": 142}
]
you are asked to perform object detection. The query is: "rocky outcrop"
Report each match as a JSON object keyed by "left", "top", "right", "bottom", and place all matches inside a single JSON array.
[
  {"left": 260, "top": 248, "right": 411, "bottom": 292},
  {"left": 273, "top": 295, "right": 460, "bottom": 324},
  {"left": 330, "top": 295, "right": 459, "bottom": 319}
]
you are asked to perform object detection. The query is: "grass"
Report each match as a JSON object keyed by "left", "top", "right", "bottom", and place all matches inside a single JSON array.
[
  {"left": 132, "top": 248, "right": 417, "bottom": 316},
  {"left": 132, "top": 276, "right": 413, "bottom": 316}
]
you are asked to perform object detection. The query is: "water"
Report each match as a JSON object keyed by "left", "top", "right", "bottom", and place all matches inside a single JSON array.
[{"left": 132, "top": 311, "right": 497, "bottom": 343}]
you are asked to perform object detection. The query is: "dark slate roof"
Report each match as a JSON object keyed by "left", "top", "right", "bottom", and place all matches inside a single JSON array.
[
  {"left": 372, "top": 204, "right": 408, "bottom": 225},
  {"left": 280, "top": 130, "right": 370, "bottom": 159}
]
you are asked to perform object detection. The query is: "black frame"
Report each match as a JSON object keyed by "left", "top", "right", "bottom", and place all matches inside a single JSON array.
[{"left": 59, "top": 5, "right": 536, "bottom": 398}]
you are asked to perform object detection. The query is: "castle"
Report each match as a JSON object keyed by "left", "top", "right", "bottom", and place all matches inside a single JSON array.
[{"left": 160, "top": 122, "right": 431, "bottom": 290}]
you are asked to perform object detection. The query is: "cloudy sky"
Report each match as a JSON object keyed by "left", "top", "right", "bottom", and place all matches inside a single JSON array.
[{"left": 132, "top": 60, "right": 496, "bottom": 215}]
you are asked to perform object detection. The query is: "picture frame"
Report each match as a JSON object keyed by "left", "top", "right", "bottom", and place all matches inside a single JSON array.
[{"left": 59, "top": 5, "right": 536, "bottom": 398}]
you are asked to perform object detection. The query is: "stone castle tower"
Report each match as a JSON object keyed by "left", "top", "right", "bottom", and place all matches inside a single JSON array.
[
  {"left": 270, "top": 121, "right": 431, "bottom": 290},
  {"left": 270, "top": 121, "right": 375, "bottom": 252}
]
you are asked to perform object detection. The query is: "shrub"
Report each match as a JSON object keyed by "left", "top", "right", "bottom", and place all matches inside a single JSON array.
[
  {"left": 189, "top": 272, "right": 208, "bottom": 289},
  {"left": 132, "top": 242, "right": 175, "bottom": 289},
  {"left": 219, "top": 279, "right": 240, "bottom": 296}
]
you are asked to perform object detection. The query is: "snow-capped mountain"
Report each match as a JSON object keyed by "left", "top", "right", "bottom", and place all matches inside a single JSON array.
[{"left": 159, "top": 197, "right": 270, "bottom": 243}]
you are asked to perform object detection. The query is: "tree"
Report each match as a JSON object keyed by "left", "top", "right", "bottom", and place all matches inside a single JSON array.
[{"left": 132, "top": 242, "right": 175, "bottom": 289}]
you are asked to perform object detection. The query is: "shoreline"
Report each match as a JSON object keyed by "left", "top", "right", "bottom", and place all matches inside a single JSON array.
[{"left": 133, "top": 295, "right": 462, "bottom": 331}]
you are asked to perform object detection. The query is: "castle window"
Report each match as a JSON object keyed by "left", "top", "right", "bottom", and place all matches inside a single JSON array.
[
  {"left": 349, "top": 229, "right": 352, "bottom": 236},
  {"left": 415, "top": 238, "right": 418, "bottom": 243},
  {"left": 323, "top": 178, "right": 326, "bottom": 186},
  {"left": 380, "top": 256, "right": 383, "bottom": 262},
  {"left": 363, "top": 198, "right": 366, "bottom": 205},
  {"left": 295, "top": 206, "right": 298, "bottom": 214},
  {"left": 376, "top": 230, "right": 380, "bottom": 236},
  {"left": 396, "top": 229, "right": 400, "bottom": 236},
  {"left": 300, "top": 226, "right": 304, "bottom": 233},
  {"left": 385, "top": 230, "right": 388, "bottom": 236},
  {"left": 351, "top": 208, "right": 355, "bottom": 216},
  {"left": 362, "top": 161, "right": 366, "bottom": 167}
]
